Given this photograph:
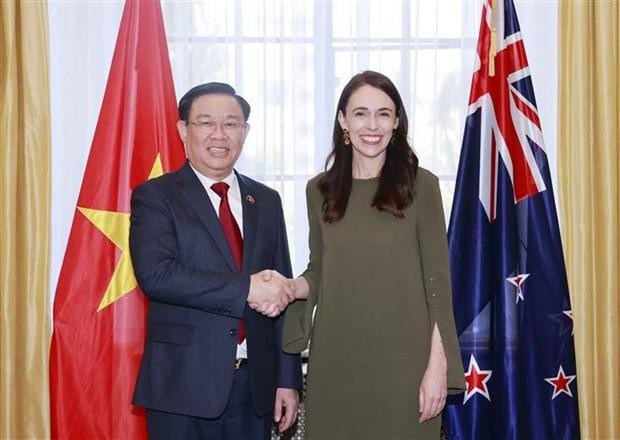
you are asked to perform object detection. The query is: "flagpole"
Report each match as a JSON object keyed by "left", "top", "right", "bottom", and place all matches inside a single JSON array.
[{"left": 489, "top": 0, "right": 497, "bottom": 77}]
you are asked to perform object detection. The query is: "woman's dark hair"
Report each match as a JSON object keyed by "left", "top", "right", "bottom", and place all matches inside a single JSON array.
[{"left": 319, "top": 70, "right": 419, "bottom": 223}]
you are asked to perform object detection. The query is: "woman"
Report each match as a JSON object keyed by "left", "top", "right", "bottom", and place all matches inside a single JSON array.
[{"left": 283, "top": 71, "right": 464, "bottom": 439}]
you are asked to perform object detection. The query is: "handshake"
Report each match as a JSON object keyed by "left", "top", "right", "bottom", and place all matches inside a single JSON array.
[{"left": 247, "top": 270, "right": 308, "bottom": 318}]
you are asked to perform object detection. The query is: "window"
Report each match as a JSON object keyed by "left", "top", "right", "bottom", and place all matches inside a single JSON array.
[
  {"left": 48, "top": 1, "right": 556, "bottom": 287},
  {"left": 163, "top": 0, "right": 484, "bottom": 273}
]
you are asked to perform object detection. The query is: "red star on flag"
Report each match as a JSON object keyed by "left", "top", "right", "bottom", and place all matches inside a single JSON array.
[
  {"left": 463, "top": 354, "right": 493, "bottom": 404},
  {"left": 544, "top": 365, "right": 576, "bottom": 400},
  {"left": 506, "top": 272, "right": 530, "bottom": 303}
]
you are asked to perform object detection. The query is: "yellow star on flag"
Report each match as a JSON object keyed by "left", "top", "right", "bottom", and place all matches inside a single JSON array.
[{"left": 78, "top": 154, "right": 164, "bottom": 311}]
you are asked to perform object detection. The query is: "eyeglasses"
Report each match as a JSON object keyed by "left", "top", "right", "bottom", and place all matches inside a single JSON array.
[{"left": 187, "top": 120, "right": 246, "bottom": 135}]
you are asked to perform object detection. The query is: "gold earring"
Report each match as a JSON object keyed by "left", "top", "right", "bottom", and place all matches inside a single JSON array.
[{"left": 343, "top": 129, "right": 351, "bottom": 145}]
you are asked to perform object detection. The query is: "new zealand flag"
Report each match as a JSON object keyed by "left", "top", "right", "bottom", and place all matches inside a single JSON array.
[{"left": 443, "top": 1, "right": 580, "bottom": 439}]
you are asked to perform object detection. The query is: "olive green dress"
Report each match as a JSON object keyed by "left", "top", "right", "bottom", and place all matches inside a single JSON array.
[{"left": 283, "top": 168, "right": 464, "bottom": 440}]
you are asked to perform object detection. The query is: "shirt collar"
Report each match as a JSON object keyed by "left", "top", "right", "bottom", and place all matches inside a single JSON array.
[{"left": 189, "top": 164, "right": 240, "bottom": 198}]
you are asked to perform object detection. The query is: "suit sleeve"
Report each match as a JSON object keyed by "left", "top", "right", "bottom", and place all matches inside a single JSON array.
[
  {"left": 271, "top": 193, "right": 303, "bottom": 389},
  {"left": 129, "top": 181, "right": 250, "bottom": 318},
  {"left": 417, "top": 171, "right": 465, "bottom": 393},
  {"left": 282, "top": 181, "right": 321, "bottom": 353}
]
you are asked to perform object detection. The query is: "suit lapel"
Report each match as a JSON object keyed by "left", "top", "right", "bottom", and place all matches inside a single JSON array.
[
  {"left": 175, "top": 163, "right": 237, "bottom": 272},
  {"left": 237, "top": 172, "right": 257, "bottom": 273}
]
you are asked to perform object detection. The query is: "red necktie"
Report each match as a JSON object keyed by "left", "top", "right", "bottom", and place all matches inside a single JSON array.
[{"left": 211, "top": 182, "right": 245, "bottom": 344}]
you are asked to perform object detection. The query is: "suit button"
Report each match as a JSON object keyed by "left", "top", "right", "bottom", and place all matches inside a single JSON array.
[{"left": 229, "top": 329, "right": 238, "bottom": 336}]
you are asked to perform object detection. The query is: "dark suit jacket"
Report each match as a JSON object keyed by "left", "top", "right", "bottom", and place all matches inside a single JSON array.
[{"left": 130, "top": 162, "right": 302, "bottom": 419}]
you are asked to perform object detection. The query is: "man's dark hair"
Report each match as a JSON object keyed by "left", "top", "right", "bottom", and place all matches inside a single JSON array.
[{"left": 178, "top": 82, "right": 251, "bottom": 122}]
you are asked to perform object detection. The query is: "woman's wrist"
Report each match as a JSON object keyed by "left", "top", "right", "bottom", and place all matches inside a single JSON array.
[{"left": 293, "top": 276, "right": 310, "bottom": 299}]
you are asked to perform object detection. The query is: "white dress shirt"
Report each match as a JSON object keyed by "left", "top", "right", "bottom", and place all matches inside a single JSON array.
[{"left": 190, "top": 164, "right": 247, "bottom": 359}]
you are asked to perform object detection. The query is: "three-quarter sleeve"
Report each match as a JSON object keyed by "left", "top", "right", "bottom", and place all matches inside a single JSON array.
[
  {"left": 417, "top": 171, "right": 465, "bottom": 393},
  {"left": 283, "top": 180, "right": 323, "bottom": 353}
]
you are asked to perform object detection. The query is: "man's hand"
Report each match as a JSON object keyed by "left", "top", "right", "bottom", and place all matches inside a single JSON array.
[
  {"left": 274, "top": 387, "right": 299, "bottom": 433},
  {"left": 247, "top": 270, "right": 295, "bottom": 317}
]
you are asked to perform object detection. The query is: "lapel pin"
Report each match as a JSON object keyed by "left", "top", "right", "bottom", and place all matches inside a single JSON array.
[{"left": 245, "top": 194, "right": 255, "bottom": 205}]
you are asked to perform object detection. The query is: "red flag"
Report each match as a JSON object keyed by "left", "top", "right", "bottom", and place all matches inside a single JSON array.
[{"left": 50, "top": 1, "right": 185, "bottom": 438}]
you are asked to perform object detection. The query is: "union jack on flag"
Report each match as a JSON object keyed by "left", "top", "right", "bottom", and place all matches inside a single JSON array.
[{"left": 443, "top": 1, "right": 580, "bottom": 439}]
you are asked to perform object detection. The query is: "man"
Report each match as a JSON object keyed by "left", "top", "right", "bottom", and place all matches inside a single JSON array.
[{"left": 130, "top": 82, "right": 302, "bottom": 439}]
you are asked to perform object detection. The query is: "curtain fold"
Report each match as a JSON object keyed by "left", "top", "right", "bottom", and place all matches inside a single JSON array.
[
  {"left": 558, "top": 2, "right": 619, "bottom": 439},
  {"left": 0, "top": 1, "right": 51, "bottom": 439}
]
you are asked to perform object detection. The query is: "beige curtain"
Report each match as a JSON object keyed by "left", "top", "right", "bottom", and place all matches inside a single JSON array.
[
  {"left": 0, "top": 1, "right": 51, "bottom": 439},
  {"left": 558, "top": 2, "right": 619, "bottom": 439}
]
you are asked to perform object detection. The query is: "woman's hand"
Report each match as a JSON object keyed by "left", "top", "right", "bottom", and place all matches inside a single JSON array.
[
  {"left": 418, "top": 324, "right": 448, "bottom": 423},
  {"left": 292, "top": 276, "right": 310, "bottom": 300}
]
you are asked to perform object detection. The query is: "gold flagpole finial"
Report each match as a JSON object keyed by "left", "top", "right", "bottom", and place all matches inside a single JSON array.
[{"left": 489, "top": 0, "right": 497, "bottom": 77}]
